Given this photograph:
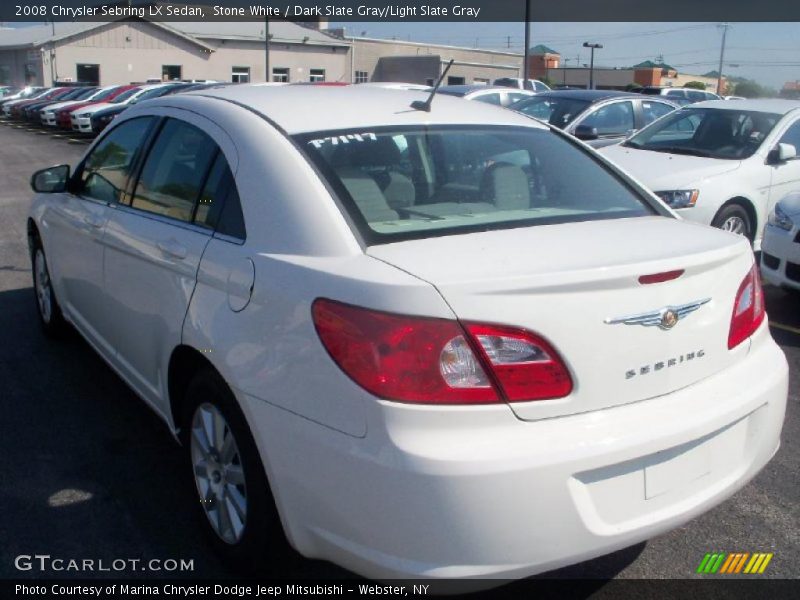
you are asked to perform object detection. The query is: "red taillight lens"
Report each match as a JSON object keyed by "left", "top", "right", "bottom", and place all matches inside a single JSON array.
[
  {"left": 312, "top": 299, "right": 573, "bottom": 405},
  {"left": 312, "top": 299, "right": 498, "bottom": 404},
  {"left": 466, "top": 323, "right": 573, "bottom": 401},
  {"left": 728, "top": 264, "right": 765, "bottom": 349}
]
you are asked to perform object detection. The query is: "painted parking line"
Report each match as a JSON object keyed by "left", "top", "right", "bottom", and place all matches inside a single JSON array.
[{"left": 770, "top": 321, "right": 800, "bottom": 336}]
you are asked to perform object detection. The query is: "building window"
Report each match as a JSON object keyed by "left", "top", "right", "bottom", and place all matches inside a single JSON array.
[
  {"left": 272, "top": 67, "right": 290, "bottom": 83},
  {"left": 162, "top": 65, "right": 182, "bottom": 81},
  {"left": 447, "top": 76, "right": 465, "bottom": 85},
  {"left": 76, "top": 63, "right": 99, "bottom": 85},
  {"left": 355, "top": 70, "right": 369, "bottom": 84},
  {"left": 231, "top": 66, "right": 250, "bottom": 84},
  {"left": 309, "top": 68, "right": 326, "bottom": 83},
  {"left": 473, "top": 77, "right": 490, "bottom": 85},
  {"left": 426, "top": 78, "right": 435, "bottom": 86},
  {"left": 0, "top": 66, "right": 10, "bottom": 85}
]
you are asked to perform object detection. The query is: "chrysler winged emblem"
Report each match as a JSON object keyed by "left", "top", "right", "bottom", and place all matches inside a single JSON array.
[{"left": 605, "top": 298, "right": 711, "bottom": 330}]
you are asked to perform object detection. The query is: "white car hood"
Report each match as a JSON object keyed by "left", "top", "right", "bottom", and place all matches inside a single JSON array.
[
  {"left": 74, "top": 102, "right": 112, "bottom": 115},
  {"left": 600, "top": 144, "right": 742, "bottom": 191},
  {"left": 42, "top": 100, "right": 88, "bottom": 112}
]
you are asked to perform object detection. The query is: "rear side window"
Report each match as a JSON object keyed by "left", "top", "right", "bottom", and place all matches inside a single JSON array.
[
  {"left": 78, "top": 116, "right": 154, "bottom": 203},
  {"left": 473, "top": 93, "right": 502, "bottom": 106},
  {"left": 579, "top": 101, "right": 635, "bottom": 136},
  {"left": 296, "top": 126, "right": 657, "bottom": 244},
  {"left": 195, "top": 152, "right": 246, "bottom": 240},
  {"left": 131, "top": 119, "right": 218, "bottom": 222},
  {"left": 642, "top": 101, "right": 675, "bottom": 125}
]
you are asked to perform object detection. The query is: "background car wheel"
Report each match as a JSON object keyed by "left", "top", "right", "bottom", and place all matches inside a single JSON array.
[
  {"left": 712, "top": 203, "right": 753, "bottom": 241},
  {"left": 31, "top": 240, "right": 67, "bottom": 337},
  {"left": 182, "top": 368, "right": 284, "bottom": 572}
]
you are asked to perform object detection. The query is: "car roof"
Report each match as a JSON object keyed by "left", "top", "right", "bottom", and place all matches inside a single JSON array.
[
  {"left": 532, "top": 89, "right": 644, "bottom": 102},
  {"left": 438, "top": 84, "right": 510, "bottom": 95},
  {"left": 179, "top": 85, "right": 548, "bottom": 134},
  {"left": 686, "top": 99, "right": 800, "bottom": 114}
]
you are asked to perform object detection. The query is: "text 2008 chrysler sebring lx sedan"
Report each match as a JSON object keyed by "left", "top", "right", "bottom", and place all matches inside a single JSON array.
[{"left": 27, "top": 86, "right": 787, "bottom": 582}]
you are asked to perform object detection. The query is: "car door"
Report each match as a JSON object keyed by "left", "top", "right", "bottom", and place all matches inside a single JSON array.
[
  {"left": 570, "top": 99, "right": 636, "bottom": 148},
  {"left": 767, "top": 118, "right": 800, "bottom": 212},
  {"left": 42, "top": 116, "right": 156, "bottom": 355},
  {"left": 101, "top": 112, "right": 236, "bottom": 414}
]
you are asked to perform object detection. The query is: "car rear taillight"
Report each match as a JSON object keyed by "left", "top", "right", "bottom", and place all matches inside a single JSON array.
[
  {"left": 465, "top": 324, "right": 573, "bottom": 402},
  {"left": 728, "top": 264, "right": 765, "bottom": 349},
  {"left": 312, "top": 298, "right": 572, "bottom": 405}
]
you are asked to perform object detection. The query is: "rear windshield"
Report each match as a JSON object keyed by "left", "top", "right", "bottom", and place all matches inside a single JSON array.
[{"left": 295, "top": 126, "right": 658, "bottom": 244}]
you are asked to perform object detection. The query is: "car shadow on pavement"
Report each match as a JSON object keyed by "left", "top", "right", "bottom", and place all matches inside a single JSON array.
[{"left": 0, "top": 284, "right": 645, "bottom": 586}]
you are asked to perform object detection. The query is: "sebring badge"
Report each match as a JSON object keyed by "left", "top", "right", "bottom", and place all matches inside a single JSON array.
[{"left": 604, "top": 298, "right": 711, "bottom": 330}]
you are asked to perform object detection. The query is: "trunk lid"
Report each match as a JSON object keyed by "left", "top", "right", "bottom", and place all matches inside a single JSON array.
[{"left": 367, "top": 216, "right": 754, "bottom": 420}]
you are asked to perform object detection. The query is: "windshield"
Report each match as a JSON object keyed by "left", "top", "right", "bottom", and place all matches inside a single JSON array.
[
  {"left": 89, "top": 87, "right": 120, "bottom": 102},
  {"left": 129, "top": 86, "right": 171, "bottom": 104},
  {"left": 110, "top": 87, "right": 141, "bottom": 104},
  {"left": 296, "top": 126, "right": 657, "bottom": 244},
  {"left": 625, "top": 107, "right": 782, "bottom": 159},
  {"left": 510, "top": 96, "right": 592, "bottom": 129}
]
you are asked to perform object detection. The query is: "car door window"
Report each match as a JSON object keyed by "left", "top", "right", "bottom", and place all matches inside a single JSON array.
[
  {"left": 506, "top": 92, "right": 531, "bottom": 105},
  {"left": 778, "top": 121, "right": 800, "bottom": 151},
  {"left": 195, "top": 152, "right": 246, "bottom": 240},
  {"left": 641, "top": 101, "right": 675, "bottom": 125},
  {"left": 78, "top": 117, "right": 154, "bottom": 203},
  {"left": 131, "top": 119, "right": 218, "bottom": 222},
  {"left": 666, "top": 89, "right": 685, "bottom": 99},
  {"left": 579, "top": 101, "right": 635, "bottom": 136},
  {"left": 474, "top": 93, "right": 502, "bottom": 106}
]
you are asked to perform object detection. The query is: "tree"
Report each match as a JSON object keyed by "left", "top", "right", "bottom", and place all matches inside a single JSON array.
[
  {"left": 734, "top": 81, "right": 764, "bottom": 98},
  {"left": 684, "top": 81, "right": 707, "bottom": 90}
]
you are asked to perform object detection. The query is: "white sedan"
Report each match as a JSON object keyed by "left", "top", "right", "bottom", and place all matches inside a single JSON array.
[
  {"left": 600, "top": 99, "right": 800, "bottom": 248},
  {"left": 761, "top": 191, "right": 800, "bottom": 291},
  {"left": 27, "top": 86, "right": 787, "bottom": 583}
]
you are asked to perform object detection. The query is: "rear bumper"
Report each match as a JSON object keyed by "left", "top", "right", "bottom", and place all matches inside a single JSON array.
[
  {"left": 241, "top": 328, "right": 787, "bottom": 580},
  {"left": 761, "top": 224, "right": 800, "bottom": 291}
]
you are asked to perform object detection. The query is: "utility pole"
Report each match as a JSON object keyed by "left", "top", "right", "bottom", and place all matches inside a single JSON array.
[
  {"left": 264, "top": 17, "right": 270, "bottom": 82},
  {"left": 523, "top": 0, "right": 530, "bottom": 82},
  {"left": 716, "top": 23, "right": 730, "bottom": 95},
  {"left": 583, "top": 42, "right": 603, "bottom": 90}
]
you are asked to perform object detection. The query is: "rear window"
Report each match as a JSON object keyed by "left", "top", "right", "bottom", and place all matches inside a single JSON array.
[{"left": 295, "top": 126, "right": 658, "bottom": 244}]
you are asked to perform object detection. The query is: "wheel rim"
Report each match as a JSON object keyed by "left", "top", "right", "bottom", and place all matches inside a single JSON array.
[
  {"left": 34, "top": 249, "right": 52, "bottom": 324},
  {"left": 190, "top": 403, "right": 247, "bottom": 545},
  {"left": 720, "top": 215, "right": 747, "bottom": 235}
]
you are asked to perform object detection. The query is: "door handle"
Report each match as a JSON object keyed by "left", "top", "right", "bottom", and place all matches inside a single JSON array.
[
  {"left": 157, "top": 239, "right": 188, "bottom": 260},
  {"left": 83, "top": 214, "right": 104, "bottom": 229}
]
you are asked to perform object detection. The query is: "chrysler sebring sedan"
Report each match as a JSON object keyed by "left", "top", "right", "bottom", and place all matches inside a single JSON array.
[{"left": 27, "top": 86, "right": 787, "bottom": 582}]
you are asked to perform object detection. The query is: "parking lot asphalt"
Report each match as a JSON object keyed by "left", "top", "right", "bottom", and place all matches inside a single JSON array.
[{"left": 0, "top": 122, "right": 797, "bottom": 584}]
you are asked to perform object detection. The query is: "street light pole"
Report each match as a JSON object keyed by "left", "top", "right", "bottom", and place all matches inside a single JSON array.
[
  {"left": 716, "top": 23, "right": 730, "bottom": 95},
  {"left": 583, "top": 42, "right": 603, "bottom": 90},
  {"left": 523, "top": 0, "right": 531, "bottom": 83}
]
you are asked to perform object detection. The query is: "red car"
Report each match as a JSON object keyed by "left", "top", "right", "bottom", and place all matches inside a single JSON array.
[
  {"left": 55, "top": 85, "right": 137, "bottom": 130},
  {"left": 9, "top": 87, "right": 69, "bottom": 119}
]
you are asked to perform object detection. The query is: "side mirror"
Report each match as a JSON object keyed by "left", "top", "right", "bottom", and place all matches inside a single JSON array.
[
  {"left": 574, "top": 125, "right": 599, "bottom": 141},
  {"left": 31, "top": 164, "right": 70, "bottom": 193},
  {"left": 768, "top": 143, "right": 797, "bottom": 165}
]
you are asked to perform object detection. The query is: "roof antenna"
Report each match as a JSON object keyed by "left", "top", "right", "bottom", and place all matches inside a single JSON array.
[{"left": 411, "top": 59, "right": 454, "bottom": 112}]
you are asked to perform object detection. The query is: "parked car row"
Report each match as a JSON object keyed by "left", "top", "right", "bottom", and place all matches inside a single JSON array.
[{"left": 0, "top": 81, "right": 224, "bottom": 135}]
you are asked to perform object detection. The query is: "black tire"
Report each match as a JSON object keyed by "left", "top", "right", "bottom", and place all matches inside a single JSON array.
[
  {"left": 711, "top": 203, "right": 754, "bottom": 241},
  {"left": 30, "top": 238, "right": 68, "bottom": 337},
  {"left": 181, "top": 368, "right": 285, "bottom": 572}
]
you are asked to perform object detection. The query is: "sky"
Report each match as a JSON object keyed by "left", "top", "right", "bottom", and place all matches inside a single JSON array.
[
  {"left": 332, "top": 22, "right": 800, "bottom": 90},
  {"left": 4, "top": 20, "right": 798, "bottom": 90}
]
